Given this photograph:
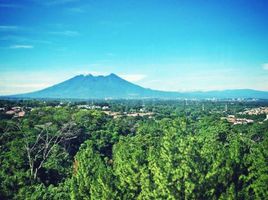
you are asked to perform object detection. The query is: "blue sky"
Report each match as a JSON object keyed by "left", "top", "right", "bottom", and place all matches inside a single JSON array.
[{"left": 0, "top": 0, "right": 268, "bottom": 94}]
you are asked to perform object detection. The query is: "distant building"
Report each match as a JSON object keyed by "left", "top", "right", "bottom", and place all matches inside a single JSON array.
[
  {"left": 6, "top": 110, "right": 15, "bottom": 115},
  {"left": 5, "top": 106, "right": 26, "bottom": 117},
  {"left": 222, "top": 115, "right": 254, "bottom": 125},
  {"left": 12, "top": 107, "right": 22, "bottom": 112},
  {"left": 102, "top": 106, "right": 110, "bottom": 110},
  {"left": 77, "top": 105, "right": 101, "bottom": 109},
  {"left": 234, "top": 118, "right": 254, "bottom": 125},
  {"left": 239, "top": 107, "right": 268, "bottom": 115},
  {"left": 17, "top": 111, "right": 26, "bottom": 117}
]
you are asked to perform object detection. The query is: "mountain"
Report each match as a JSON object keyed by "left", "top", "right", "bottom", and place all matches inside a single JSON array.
[
  {"left": 6, "top": 73, "right": 268, "bottom": 100},
  {"left": 9, "top": 73, "right": 180, "bottom": 99}
]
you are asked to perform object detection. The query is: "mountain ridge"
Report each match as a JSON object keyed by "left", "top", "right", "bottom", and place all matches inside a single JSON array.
[{"left": 3, "top": 73, "right": 268, "bottom": 100}]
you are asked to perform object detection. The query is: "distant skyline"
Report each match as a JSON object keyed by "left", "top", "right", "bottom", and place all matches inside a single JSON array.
[{"left": 0, "top": 0, "right": 268, "bottom": 95}]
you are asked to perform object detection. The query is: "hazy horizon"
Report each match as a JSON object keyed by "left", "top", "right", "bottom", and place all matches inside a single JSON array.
[{"left": 1, "top": 0, "right": 268, "bottom": 95}]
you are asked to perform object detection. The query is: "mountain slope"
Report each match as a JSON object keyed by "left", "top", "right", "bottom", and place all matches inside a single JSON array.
[{"left": 7, "top": 73, "right": 268, "bottom": 99}]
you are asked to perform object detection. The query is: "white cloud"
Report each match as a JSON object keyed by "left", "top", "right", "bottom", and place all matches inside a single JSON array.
[
  {"left": 0, "top": 83, "right": 53, "bottom": 95},
  {"left": 0, "top": 71, "right": 72, "bottom": 95},
  {"left": 9, "top": 45, "right": 34, "bottom": 49},
  {"left": 4, "top": 83, "right": 51, "bottom": 89},
  {"left": 106, "top": 53, "right": 115, "bottom": 56},
  {"left": 0, "top": 26, "right": 18, "bottom": 31},
  {"left": 262, "top": 63, "right": 268, "bottom": 70},
  {"left": 1, "top": 35, "right": 51, "bottom": 44},
  {"left": 120, "top": 74, "right": 147, "bottom": 82},
  {"left": 76, "top": 71, "right": 109, "bottom": 76},
  {"left": 33, "top": 0, "right": 78, "bottom": 6},
  {"left": 49, "top": 30, "right": 80, "bottom": 37}
]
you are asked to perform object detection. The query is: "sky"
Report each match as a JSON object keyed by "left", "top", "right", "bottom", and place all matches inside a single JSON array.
[{"left": 0, "top": 0, "right": 268, "bottom": 95}]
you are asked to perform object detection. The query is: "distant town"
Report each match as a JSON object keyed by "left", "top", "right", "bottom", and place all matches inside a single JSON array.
[{"left": 1, "top": 100, "right": 268, "bottom": 125}]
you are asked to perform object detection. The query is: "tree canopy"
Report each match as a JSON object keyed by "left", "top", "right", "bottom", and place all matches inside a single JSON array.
[{"left": 0, "top": 100, "right": 267, "bottom": 199}]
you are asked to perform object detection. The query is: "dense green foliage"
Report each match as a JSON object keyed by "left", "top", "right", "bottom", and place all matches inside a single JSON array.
[{"left": 0, "top": 100, "right": 267, "bottom": 199}]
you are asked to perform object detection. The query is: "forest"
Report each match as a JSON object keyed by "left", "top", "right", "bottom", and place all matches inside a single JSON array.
[{"left": 0, "top": 99, "right": 267, "bottom": 200}]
